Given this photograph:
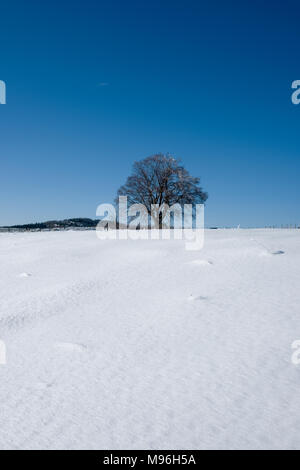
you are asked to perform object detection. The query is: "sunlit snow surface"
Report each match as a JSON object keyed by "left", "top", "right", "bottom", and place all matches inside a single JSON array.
[{"left": 0, "top": 229, "right": 300, "bottom": 450}]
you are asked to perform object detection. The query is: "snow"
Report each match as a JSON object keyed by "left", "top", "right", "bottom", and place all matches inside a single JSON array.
[{"left": 0, "top": 229, "right": 300, "bottom": 450}]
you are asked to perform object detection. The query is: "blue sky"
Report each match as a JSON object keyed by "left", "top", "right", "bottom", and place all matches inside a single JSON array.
[{"left": 0, "top": 0, "right": 300, "bottom": 227}]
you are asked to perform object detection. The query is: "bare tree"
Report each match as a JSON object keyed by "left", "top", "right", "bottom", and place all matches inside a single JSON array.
[{"left": 116, "top": 154, "right": 208, "bottom": 228}]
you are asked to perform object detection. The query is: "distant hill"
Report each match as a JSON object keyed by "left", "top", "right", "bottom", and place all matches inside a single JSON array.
[{"left": 1, "top": 218, "right": 99, "bottom": 231}]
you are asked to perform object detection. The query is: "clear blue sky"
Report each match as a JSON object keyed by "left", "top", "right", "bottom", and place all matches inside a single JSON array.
[{"left": 0, "top": 0, "right": 300, "bottom": 227}]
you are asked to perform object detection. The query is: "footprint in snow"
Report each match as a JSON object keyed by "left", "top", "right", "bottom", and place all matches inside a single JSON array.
[
  {"left": 54, "top": 342, "right": 87, "bottom": 353},
  {"left": 251, "top": 239, "right": 285, "bottom": 257},
  {"left": 260, "top": 250, "right": 285, "bottom": 257},
  {"left": 188, "top": 259, "right": 213, "bottom": 267},
  {"left": 188, "top": 295, "right": 209, "bottom": 302},
  {"left": 35, "top": 381, "right": 53, "bottom": 391}
]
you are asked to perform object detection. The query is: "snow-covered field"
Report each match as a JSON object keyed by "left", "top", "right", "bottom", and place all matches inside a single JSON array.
[{"left": 0, "top": 229, "right": 300, "bottom": 450}]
